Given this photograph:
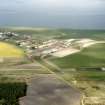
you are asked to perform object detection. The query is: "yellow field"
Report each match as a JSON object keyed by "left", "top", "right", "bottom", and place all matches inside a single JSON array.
[{"left": 0, "top": 42, "right": 24, "bottom": 57}]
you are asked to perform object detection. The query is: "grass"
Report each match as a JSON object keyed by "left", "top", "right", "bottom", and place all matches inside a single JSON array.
[
  {"left": 50, "top": 43, "right": 105, "bottom": 68},
  {"left": 75, "top": 71, "right": 105, "bottom": 81},
  {"left": 59, "top": 69, "right": 105, "bottom": 81},
  {"left": 61, "top": 70, "right": 105, "bottom": 97},
  {"left": 0, "top": 42, "right": 24, "bottom": 57}
]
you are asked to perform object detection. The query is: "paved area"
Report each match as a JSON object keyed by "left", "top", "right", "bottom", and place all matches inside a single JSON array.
[{"left": 19, "top": 75, "right": 82, "bottom": 105}]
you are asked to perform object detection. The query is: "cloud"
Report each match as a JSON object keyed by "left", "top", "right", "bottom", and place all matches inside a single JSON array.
[
  {"left": 28, "top": 0, "right": 103, "bottom": 8},
  {"left": 0, "top": 0, "right": 104, "bottom": 10},
  {"left": 0, "top": 0, "right": 105, "bottom": 28},
  {"left": 0, "top": 0, "right": 104, "bottom": 16},
  {"left": 0, "top": 0, "right": 103, "bottom": 7}
]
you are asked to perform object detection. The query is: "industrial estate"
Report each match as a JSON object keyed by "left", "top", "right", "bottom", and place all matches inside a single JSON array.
[{"left": 0, "top": 28, "right": 105, "bottom": 105}]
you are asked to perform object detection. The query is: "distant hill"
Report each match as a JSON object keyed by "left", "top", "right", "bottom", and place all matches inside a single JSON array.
[{"left": 0, "top": 27, "right": 105, "bottom": 40}]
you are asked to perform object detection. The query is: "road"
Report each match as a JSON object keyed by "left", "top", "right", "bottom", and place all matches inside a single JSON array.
[{"left": 34, "top": 58, "right": 82, "bottom": 91}]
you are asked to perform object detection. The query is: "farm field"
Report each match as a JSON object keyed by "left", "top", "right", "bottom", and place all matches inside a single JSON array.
[
  {"left": 0, "top": 64, "right": 51, "bottom": 105},
  {"left": 0, "top": 41, "right": 51, "bottom": 105},
  {"left": 50, "top": 43, "right": 105, "bottom": 68},
  {"left": 60, "top": 70, "right": 105, "bottom": 97},
  {"left": 32, "top": 58, "right": 105, "bottom": 98},
  {"left": 0, "top": 42, "right": 24, "bottom": 57}
]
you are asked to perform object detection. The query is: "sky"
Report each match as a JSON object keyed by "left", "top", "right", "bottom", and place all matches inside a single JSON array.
[{"left": 0, "top": 0, "right": 105, "bottom": 29}]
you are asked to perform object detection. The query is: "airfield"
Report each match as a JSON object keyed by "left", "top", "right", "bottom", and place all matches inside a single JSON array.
[{"left": 0, "top": 28, "right": 105, "bottom": 105}]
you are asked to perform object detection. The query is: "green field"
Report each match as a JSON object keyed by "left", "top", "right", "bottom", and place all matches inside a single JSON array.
[
  {"left": 50, "top": 43, "right": 105, "bottom": 68},
  {"left": 61, "top": 70, "right": 105, "bottom": 97}
]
